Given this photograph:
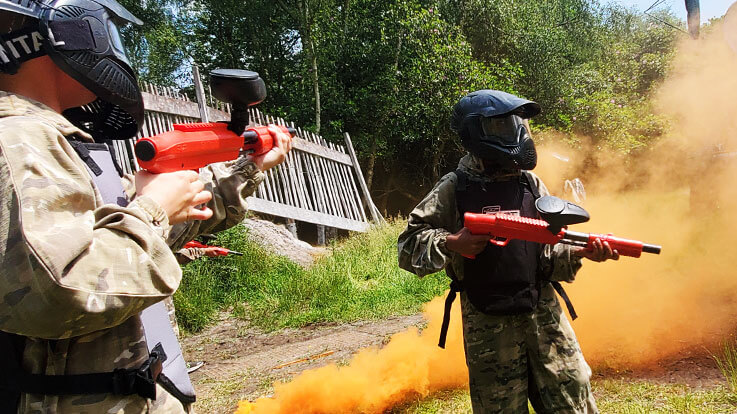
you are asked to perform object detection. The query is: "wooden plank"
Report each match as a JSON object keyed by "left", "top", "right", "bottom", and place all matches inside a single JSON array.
[
  {"left": 304, "top": 152, "right": 330, "bottom": 214},
  {"left": 327, "top": 142, "right": 361, "bottom": 220},
  {"left": 246, "top": 197, "right": 369, "bottom": 232},
  {"left": 325, "top": 156, "right": 356, "bottom": 220},
  {"left": 315, "top": 139, "right": 345, "bottom": 218},
  {"left": 291, "top": 137, "right": 352, "bottom": 165},
  {"left": 337, "top": 161, "right": 366, "bottom": 222},
  {"left": 344, "top": 132, "right": 382, "bottom": 224},
  {"left": 342, "top": 161, "right": 367, "bottom": 223},
  {"left": 300, "top": 152, "right": 325, "bottom": 214},
  {"left": 293, "top": 150, "right": 314, "bottom": 210},
  {"left": 309, "top": 138, "right": 339, "bottom": 216}
]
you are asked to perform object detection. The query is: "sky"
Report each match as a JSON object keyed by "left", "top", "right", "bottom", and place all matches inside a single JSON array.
[{"left": 612, "top": 0, "right": 735, "bottom": 24}]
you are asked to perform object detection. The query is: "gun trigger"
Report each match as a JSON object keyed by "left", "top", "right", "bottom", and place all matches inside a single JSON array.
[{"left": 489, "top": 238, "right": 510, "bottom": 247}]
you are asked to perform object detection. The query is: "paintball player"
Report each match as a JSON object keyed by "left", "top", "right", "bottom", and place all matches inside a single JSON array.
[
  {"left": 398, "top": 90, "right": 617, "bottom": 413},
  {"left": 0, "top": 0, "right": 290, "bottom": 412}
]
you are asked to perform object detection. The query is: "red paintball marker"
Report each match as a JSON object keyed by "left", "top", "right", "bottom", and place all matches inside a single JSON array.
[
  {"left": 463, "top": 196, "right": 661, "bottom": 259},
  {"left": 183, "top": 240, "right": 243, "bottom": 257},
  {"left": 135, "top": 69, "right": 296, "bottom": 173}
]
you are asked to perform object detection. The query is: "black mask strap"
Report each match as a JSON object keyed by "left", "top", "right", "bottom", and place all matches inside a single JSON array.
[{"left": 0, "top": 26, "right": 46, "bottom": 74}]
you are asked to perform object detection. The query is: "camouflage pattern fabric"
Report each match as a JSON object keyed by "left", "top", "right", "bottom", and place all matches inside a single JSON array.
[
  {"left": 461, "top": 286, "right": 596, "bottom": 413},
  {"left": 398, "top": 153, "right": 597, "bottom": 413},
  {"left": 0, "top": 92, "right": 263, "bottom": 413}
]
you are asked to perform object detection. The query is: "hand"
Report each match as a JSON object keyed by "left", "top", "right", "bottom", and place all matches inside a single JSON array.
[
  {"left": 202, "top": 247, "right": 223, "bottom": 257},
  {"left": 249, "top": 125, "right": 293, "bottom": 171},
  {"left": 573, "top": 238, "right": 620, "bottom": 262},
  {"left": 135, "top": 170, "right": 213, "bottom": 225},
  {"left": 445, "top": 227, "right": 491, "bottom": 257}
]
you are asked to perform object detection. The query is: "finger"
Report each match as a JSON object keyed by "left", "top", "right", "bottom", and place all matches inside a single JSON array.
[
  {"left": 603, "top": 241, "right": 614, "bottom": 257},
  {"left": 191, "top": 190, "right": 212, "bottom": 206},
  {"left": 190, "top": 179, "right": 205, "bottom": 193},
  {"left": 187, "top": 206, "right": 213, "bottom": 221},
  {"left": 176, "top": 170, "right": 200, "bottom": 182},
  {"left": 612, "top": 250, "right": 620, "bottom": 260}
]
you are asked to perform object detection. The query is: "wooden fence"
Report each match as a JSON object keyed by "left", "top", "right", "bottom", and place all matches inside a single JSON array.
[{"left": 111, "top": 72, "right": 382, "bottom": 233}]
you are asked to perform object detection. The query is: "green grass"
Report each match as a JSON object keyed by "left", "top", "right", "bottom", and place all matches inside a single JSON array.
[
  {"left": 390, "top": 381, "right": 737, "bottom": 413},
  {"left": 173, "top": 220, "right": 448, "bottom": 332},
  {"left": 713, "top": 339, "right": 737, "bottom": 395}
]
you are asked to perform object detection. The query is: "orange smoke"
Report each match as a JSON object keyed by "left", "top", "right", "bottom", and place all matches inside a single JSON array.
[
  {"left": 534, "top": 17, "right": 737, "bottom": 368},
  {"left": 236, "top": 15, "right": 737, "bottom": 413},
  {"left": 235, "top": 296, "right": 468, "bottom": 414}
]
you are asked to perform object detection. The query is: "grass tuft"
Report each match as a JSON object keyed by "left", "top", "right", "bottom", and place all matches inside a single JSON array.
[
  {"left": 173, "top": 219, "right": 448, "bottom": 333},
  {"left": 713, "top": 338, "right": 737, "bottom": 394}
]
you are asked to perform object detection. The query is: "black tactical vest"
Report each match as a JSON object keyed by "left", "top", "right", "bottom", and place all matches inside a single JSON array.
[
  {"left": 436, "top": 170, "right": 578, "bottom": 349},
  {"left": 455, "top": 170, "right": 543, "bottom": 315}
]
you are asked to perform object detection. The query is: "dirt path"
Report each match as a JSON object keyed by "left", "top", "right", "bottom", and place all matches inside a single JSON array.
[
  {"left": 183, "top": 312, "right": 727, "bottom": 413},
  {"left": 182, "top": 313, "right": 426, "bottom": 413}
]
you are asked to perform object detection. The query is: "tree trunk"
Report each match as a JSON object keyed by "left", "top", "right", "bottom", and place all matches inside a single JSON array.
[
  {"left": 430, "top": 136, "right": 446, "bottom": 184},
  {"left": 297, "top": 0, "right": 321, "bottom": 134},
  {"left": 365, "top": 136, "right": 378, "bottom": 191}
]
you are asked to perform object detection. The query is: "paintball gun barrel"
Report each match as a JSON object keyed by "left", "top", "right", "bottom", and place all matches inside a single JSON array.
[
  {"left": 134, "top": 69, "right": 295, "bottom": 173},
  {"left": 463, "top": 196, "right": 661, "bottom": 258},
  {"left": 183, "top": 240, "right": 243, "bottom": 256}
]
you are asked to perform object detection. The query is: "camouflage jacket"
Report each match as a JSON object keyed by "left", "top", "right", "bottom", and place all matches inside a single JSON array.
[
  {"left": 0, "top": 92, "right": 263, "bottom": 413},
  {"left": 397, "top": 153, "right": 582, "bottom": 284}
]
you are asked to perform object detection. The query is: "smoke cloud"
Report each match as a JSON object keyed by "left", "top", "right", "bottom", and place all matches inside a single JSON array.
[
  {"left": 538, "top": 18, "right": 737, "bottom": 367},
  {"left": 235, "top": 296, "right": 467, "bottom": 414},
  {"left": 236, "top": 17, "right": 737, "bottom": 413}
]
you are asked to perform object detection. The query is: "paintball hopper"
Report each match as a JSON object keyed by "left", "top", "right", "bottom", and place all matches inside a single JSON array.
[
  {"left": 535, "top": 196, "right": 590, "bottom": 233},
  {"left": 210, "top": 69, "right": 267, "bottom": 135}
]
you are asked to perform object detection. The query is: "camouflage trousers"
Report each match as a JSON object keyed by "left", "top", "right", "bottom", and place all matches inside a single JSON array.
[{"left": 460, "top": 284, "right": 598, "bottom": 414}]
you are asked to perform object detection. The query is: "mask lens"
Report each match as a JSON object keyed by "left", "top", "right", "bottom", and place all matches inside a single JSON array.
[
  {"left": 107, "top": 20, "right": 129, "bottom": 64},
  {"left": 481, "top": 115, "right": 523, "bottom": 146}
]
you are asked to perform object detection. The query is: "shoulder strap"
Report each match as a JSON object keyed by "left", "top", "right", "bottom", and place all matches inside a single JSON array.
[
  {"left": 454, "top": 169, "right": 468, "bottom": 193},
  {"left": 521, "top": 171, "right": 541, "bottom": 200},
  {"left": 438, "top": 266, "right": 463, "bottom": 349}
]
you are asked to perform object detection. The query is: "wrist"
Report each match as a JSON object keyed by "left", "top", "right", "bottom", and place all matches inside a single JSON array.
[{"left": 129, "top": 195, "right": 171, "bottom": 239}]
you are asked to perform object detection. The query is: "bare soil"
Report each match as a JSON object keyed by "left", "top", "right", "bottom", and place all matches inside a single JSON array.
[
  {"left": 182, "top": 313, "right": 726, "bottom": 413},
  {"left": 182, "top": 313, "right": 426, "bottom": 413}
]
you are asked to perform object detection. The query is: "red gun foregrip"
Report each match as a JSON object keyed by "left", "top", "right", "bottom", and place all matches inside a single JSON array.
[
  {"left": 242, "top": 125, "right": 296, "bottom": 156},
  {"left": 564, "top": 232, "right": 661, "bottom": 258}
]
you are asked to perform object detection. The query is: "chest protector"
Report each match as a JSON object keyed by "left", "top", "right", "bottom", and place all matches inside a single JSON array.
[
  {"left": 0, "top": 141, "right": 195, "bottom": 410},
  {"left": 455, "top": 170, "right": 543, "bottom": 315}
]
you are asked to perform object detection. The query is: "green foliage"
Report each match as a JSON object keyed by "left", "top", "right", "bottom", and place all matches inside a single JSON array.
[
  {"left": 121, "top": 0, "right": 683, "bottom": 207},
  {"left": 173, "top": 220, "right": 448, "bottom": 332},
  {"left": 117, "top": 0, "right": 189, "bottom": 85}
]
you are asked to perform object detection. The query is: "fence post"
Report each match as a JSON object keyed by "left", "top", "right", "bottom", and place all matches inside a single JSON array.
[
  {"left": 316, "top": 225, "right": 326, "bottom": 246},
  {"left": 344, "top": 132, "right": 384, "bottom": 224},
  {"left": 286, "top": 219, "right": 298, "bottom": 239},
  {"left": 192, "top": 64, "right": 210, "bottom": 123}
]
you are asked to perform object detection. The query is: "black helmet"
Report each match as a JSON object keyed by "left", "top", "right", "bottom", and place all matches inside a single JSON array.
[
  {"left": 0, "top": 0, "right": 144, "bottom": 140},
  {"left": 451, "top": 90, "right": 541, "bottom": 171}
]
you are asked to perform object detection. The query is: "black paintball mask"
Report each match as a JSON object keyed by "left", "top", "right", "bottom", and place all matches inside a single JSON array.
[
  {"left": 0, "top": 0, "right": 144, "bottom": 140},
  {"left": 451, "top": 90, "right": 541, "bottom": 171}
]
